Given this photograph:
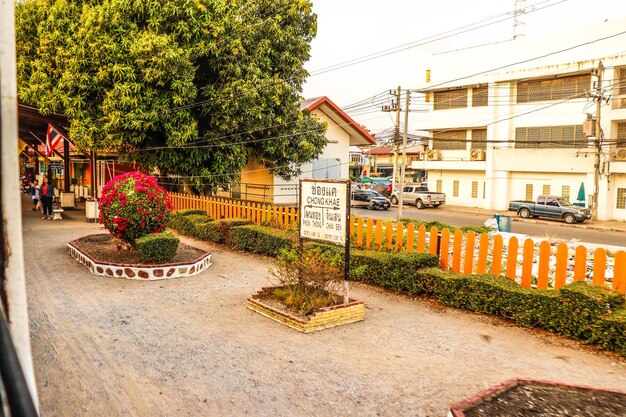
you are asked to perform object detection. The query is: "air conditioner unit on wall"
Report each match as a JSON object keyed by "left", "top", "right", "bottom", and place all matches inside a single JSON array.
[
  {"left": 616, "top": 147, "right": 626, "bottom": 161},
  {"left": 470, "top": 148, "right": 486, "bottom": 161},
  {"left": 426, "top": 149, "right": 442, "bottom": 161}
]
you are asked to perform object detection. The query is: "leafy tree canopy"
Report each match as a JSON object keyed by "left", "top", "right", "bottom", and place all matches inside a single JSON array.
[{"left": 16, "top": 0, "right": 327, "bottom": 188}]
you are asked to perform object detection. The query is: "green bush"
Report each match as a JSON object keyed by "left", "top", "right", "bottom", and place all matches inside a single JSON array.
[
  {"left": 230, "top": 225, "right": 297, "bottom": 256},
  {"left": 172, "top": 209, "right": 206, "bottom": 217},
  {"left": 350, "top": 250, "right": 439, "bottom": 294},
  {"left": 593, "top": 310, "right": 626, "bottom": 356},
  {"left": 168, "top": 215, "right": 197, "bottom": 236},
  {"left": 135, "top": 231, "right": 179, "bottom": 263},
  {"left": 194, "top": 218, "right": 251, "bottom": 243}
]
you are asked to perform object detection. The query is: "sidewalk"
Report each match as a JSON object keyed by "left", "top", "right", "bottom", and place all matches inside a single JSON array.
[
  {"left": 441, "top": 204, "right": 626, "bottom": 233},
  {"left": 22, "top": 194, "right": 626, "bottom": 417}
]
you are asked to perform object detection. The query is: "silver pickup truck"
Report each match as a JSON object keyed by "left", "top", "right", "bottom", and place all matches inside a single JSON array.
[{"left": 390, "top": 185, "right": 446, "bottom": 209}]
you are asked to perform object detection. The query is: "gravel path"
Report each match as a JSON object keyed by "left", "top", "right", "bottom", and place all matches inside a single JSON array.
[{"left": 23, "top": 201, "right": 626, "bottom": 417}]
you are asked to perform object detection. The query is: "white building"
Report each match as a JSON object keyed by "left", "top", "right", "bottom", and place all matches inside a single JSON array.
[
  {"left": 414, "top": 18, "right": 626, "bottom": 221},
  {"left": 239, "top": 96, "right": 376, "bottom": 204}
]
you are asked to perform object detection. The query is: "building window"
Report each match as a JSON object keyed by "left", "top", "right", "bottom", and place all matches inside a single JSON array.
[
  {"left": 525, "top": 184, "right": 533, "bottom": 201},
  {"left": 542, "top": 185, "right": 550, "bottom": 195},
  {"left": 471, "top": 181, "right": 478, "bottom": 198},
  {"left": 618, "top": 122, "right": 626, "bottom": 147},
  {"left": 471, "top": 129, "right": 487, "bottom": 150},
  {"left": 617, "top": 188, "right": 626, "bottom": 209},
  {"left": 434, "top": 88, "right": 468, "bottom": 110},
  {"left": 436, "top": 179, "right": 442, "bottom": 192},
  {"left": 618, "top": 68, "right": 626, "bottom": 96},
  {"left": 453, "top": 180, "right": 459, "bottom": 197},
  {"left": 472, "top": 86, "right": 488, "bottom": 107},
  {"left": 432, "top": 130, "right": 466, "bottom": 150},
  {"left": 562, "top": 185, "right": 570, "bottom": 201},
  {"left": 515, "top": 125, "right": 585, "bottom": 149},
  {"left": 517, "top": 74, "right": 590, "bottom": 103}
]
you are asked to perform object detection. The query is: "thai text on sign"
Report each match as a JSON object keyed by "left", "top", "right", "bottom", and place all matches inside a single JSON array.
[{"left": 299, "top": 180, "right": 349, "bottom": 246}]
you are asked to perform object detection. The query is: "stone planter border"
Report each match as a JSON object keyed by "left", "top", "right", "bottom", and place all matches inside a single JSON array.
[
  {"left": 67, "top": 236, "right": 212, "bottom": 280},
  {"left": 448, "top": 378, "right": 626, "bottom": 417},
  {"left": 246, "top": 287, "right": 364, "bottom": 333}
]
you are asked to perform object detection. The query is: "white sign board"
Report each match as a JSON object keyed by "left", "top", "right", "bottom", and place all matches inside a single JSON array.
[{"left": 299, "top": 179, "right": 349, "bottom": 246}]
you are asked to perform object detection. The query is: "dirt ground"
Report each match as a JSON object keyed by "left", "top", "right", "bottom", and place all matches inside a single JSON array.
[{"left": 23, "top": 201, "right": 626, "bottom": 417}]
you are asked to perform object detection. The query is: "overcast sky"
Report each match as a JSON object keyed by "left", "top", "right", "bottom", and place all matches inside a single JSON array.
[{"left": 302, "top": 0, "right": 626, "bottom": 133}]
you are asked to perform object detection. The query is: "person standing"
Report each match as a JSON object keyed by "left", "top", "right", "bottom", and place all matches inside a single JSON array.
[
  {"left": 40, "top": 177, "right": 54, "bottom": 220},
  {"left": 30, "top": 179, "right": 40, "bottom": 211}
]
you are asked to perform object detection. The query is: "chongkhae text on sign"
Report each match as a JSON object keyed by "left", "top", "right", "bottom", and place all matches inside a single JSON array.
[{"left": 300, "top": 181, "right": 348, "bottom": 245}]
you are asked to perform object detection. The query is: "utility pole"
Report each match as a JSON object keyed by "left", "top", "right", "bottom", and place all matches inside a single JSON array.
[
  {"left": 592, "top": 61, "right": 604, "bottom": 221},
  {"left": 382, "top": 86, "right": 401, "bottom": 193},
  {"left": 398, "top": 90, "right": 410, "bottom": 219}
]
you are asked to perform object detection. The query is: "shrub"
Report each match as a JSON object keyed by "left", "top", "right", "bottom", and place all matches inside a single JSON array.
[
  {"left": 168, "top": 215, "right": 197, "bottom": 236},
  {"left": 99, "top": 172, "right": 173, "bottom": 243},
  {"left": 135, "top": 231, "right": 179, "bottom": 263},
  {"left": 194, "top": 218, "right": 251, "bottom": 243},
  {"left": 230, "top": 225, "right": 296, "bottom": 256},
  {"left": 269, "top": 248, "right": 344, "bottom": 314},
  {"left": 593, "top": 310, "right": 626, "bottom": 356},
  {"left": 349, "top": 250, "right": 439, "bottom": 294}
]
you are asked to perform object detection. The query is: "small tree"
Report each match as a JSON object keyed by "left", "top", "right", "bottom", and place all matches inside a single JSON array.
[
  {"left": 99, "top": 172, "right": 173, "bottom": 244},
  {"left": 270, "top": 248, "right": 344, "bottom": 314}
]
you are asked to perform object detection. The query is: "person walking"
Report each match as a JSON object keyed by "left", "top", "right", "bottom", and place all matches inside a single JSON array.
[
  {"left": 30, "top": 179, "right": 40, "bottom": 211},
  {"left": 40, "top": 177, "right": 55, "bottom": 220}
]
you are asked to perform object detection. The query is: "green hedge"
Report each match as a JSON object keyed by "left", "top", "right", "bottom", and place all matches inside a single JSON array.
[
  {"left": 172, "top": 209, "right": 206, "bottom": 217},
  {"left": 412, "top": 268, "right": 626, "bottom": 353},
  {"left": 230, "top": 225, "right": 297, "bottom": 256},
  {"left": 350, "top": 250, "right": 439, "bottom": 293},
  {"left": 135, "top": 231, "right": 179, "bottom": 263},
  {"left": 195, "top": 218, "right": 252, "bottom": 243}
]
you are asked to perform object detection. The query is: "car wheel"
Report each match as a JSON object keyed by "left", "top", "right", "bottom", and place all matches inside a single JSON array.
[
  {"left": 519, "top": 208, "right": 531, "bottom": 218},
  {"left": 416, "top": 199, "right": 425, "bottom": 209},
  {"left": 367, "top": 202, "right": 376, "bottom": 210},
  {"left": 390, "top": 196, "right": 398, "bottom": 205},
  {"left": 564, "top": 213, "right": 576, "bottom": 224}
]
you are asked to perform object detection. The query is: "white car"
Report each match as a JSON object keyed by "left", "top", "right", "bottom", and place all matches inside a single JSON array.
[{"left": 390, "top": 185, "right": 446, "bottom": 209}]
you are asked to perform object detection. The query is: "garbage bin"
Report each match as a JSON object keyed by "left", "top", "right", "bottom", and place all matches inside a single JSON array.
[{"left": 493, "top": 214, "right": 511, "bottom": 233}]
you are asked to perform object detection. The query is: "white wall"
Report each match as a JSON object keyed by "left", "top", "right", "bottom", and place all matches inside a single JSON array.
[{"left": 427, "top": 170, "right": 485, "bottom": 207}]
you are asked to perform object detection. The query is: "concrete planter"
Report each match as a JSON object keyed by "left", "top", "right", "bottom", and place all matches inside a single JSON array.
[
  {"left": 246, "top": 287, "right": 364, "bottom": 333},
  {"left": 448, "top": 378, "right": 626, "bottom": 417},
  {"left": 67, "top": 238, "right": 212, "bottom": 280}
]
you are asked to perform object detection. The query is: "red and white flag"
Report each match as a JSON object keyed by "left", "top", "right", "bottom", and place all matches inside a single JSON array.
[{"left": 46, "top": 124, "right": 64, "bottom": 156}]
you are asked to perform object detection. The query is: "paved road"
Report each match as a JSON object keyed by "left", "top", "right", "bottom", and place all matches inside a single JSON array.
[{"left": 352, "top": 206, "right": 626, "bottom": 248}]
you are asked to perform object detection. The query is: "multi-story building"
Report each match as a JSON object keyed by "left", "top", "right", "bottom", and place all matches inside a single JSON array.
[{"left": 414, "top": 18, "right": 626, "bottom": 221}]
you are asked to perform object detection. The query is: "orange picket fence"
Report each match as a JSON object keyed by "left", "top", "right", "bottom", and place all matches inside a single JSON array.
[
  {"left": 348, "top": 218, "right": 626, "bottom": 294},
  {"left": 170, "top": 192, "right": 299, "bottom": 229},
  {"left": 169, "top": 192, "right": 625, "bottom": 294}
]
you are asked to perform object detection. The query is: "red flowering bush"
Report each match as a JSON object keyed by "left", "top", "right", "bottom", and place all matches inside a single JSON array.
[{"left": 99, "top": 172, "right": 173, "bottom": 244}]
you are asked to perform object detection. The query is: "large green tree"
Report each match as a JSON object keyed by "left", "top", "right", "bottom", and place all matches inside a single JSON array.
[{"left": 16, "top": 0, "right": 327, "bottom": 189}]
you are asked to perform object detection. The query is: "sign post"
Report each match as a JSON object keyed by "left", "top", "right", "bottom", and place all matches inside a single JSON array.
[{"left": 299, "top": 178, "right": 351, "bottom": 303}]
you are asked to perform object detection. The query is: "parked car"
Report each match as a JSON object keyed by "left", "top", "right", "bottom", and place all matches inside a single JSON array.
[
  {"left": 350, "top": 190, "right": 391, "bottom": 210},
  {"left": 389, "top": 184, "right": 446, "bottom": 209},
  {"left": 508, "top": 195, "right": 591, "bottom": 224}
]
